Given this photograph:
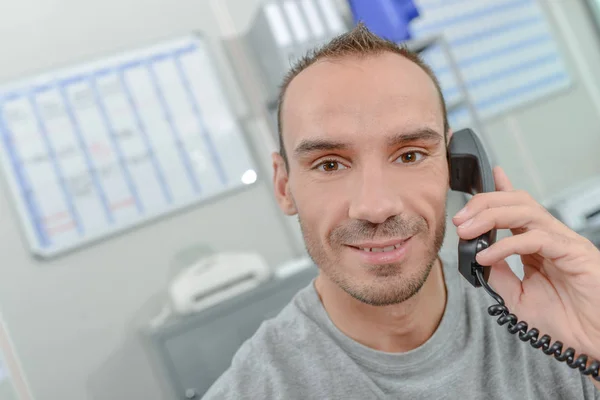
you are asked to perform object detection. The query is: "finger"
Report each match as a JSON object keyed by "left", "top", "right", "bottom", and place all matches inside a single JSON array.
[
  {"left": 475, "top": 229, "right": 571, "bottom": 266},
  {"left": 487, "top": 259, "right": 523, "bottom": 310},
  {"left": 454, "top": 197, "right": 577, "bottom": 240},
  {"left": 452, "top": 190, "right": 538, "bottom": 226},
  {"left": 456, "top": 205, "right": 537, "bottom": 240},
  {"left": 494, "top": 166, "right": 514, "bottom": 192}
]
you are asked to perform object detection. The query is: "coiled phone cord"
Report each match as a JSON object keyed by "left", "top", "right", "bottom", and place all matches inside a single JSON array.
[{"left": 474, "top": 267, "right": 600, "bottom": 382}]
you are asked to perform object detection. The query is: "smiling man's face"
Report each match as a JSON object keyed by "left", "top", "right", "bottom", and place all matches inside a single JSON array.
[{"left": 273, "top": 51, "right": 450, "bottom": 306}]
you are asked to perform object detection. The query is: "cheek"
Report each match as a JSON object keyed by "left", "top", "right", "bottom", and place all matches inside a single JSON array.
[
  {"left": 291, "top": 179, "right": 346, "bottom": 235},
  {"left": 409, "top": 170, "right": 449, "bottom": 222}
]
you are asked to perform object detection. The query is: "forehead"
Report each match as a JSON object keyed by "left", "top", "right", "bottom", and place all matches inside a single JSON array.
[{"left": 281, "top": 53, "right": 444, "bottom": 151}]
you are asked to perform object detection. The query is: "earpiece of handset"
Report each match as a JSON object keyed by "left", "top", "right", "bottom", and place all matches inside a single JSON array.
[{"left": 448, "top": 128, "right": 497, "bottom": 288}]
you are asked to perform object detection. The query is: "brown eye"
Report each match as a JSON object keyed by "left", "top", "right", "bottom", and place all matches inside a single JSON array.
[
  {"left": 398, "top": 151, "right": 424, "bottom": 164},
  {"left": 317, "top": 160, "right": 346, "bottom": 172}
]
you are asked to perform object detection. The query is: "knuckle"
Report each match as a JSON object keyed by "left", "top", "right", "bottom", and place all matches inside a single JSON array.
[
  {"left": 580, "top": 236, "right": 596, "bottom": 250},
  {"left": 471, "top": 192, "right": 488, "bottom": 208},
  {"left": 552, "top": 232, "right": 571, "bottom": 246},
  {"left": 471, "top": 192, "right": 485, "bottom": 202},
  {"left": 530, "top": 228, "right": 550, "bottom": 240},
  {"left": 576, "top": 234, "right": 597, "bottom": 251},
  {"left": 540, "top": 204, "right": 555, "bottom": 218},
  {"left": 516, "top": 189, "right": 533, "bottom": 203}
]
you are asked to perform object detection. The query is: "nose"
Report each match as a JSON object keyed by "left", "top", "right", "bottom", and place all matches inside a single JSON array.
[{"left": 348, "top": 166, "right": 404, "bottom": 224}]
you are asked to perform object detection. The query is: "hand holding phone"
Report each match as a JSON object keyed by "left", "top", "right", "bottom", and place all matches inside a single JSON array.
[{"left": 448, "top": 128, "right": 600, "bottom": 384}]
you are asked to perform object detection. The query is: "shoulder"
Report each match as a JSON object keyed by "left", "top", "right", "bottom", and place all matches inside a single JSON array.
[{"left": 201, "top": 283, "right": 333, "bottom": 399}]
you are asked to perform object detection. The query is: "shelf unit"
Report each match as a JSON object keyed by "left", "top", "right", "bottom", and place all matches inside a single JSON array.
[
  {"left": 222, "top": 0, "right": 348, "bottom": 151},
  {"left": 222, "top": 2, "right": 494, "bottom": 163}
]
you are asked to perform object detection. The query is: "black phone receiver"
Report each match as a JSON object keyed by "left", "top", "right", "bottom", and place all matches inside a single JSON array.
[{"left": 448, "top": 128, "right": 497, "bottom": 287}]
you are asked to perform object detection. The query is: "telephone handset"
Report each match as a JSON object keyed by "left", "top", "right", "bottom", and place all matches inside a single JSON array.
[
  {"left": 448, "top": 128, "right": 497, "bottom": 287},
  {"left": 448, "top": 128, "right": 600, "bottom": 382}
]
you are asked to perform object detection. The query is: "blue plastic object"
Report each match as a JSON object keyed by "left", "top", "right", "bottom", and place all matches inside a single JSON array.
[{"left": 348, "top": 0, "right": 420, "bottom": 42}]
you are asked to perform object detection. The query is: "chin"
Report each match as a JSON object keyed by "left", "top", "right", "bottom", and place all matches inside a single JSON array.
[{"left": 330, "top": 254, "right": 436, "bottom": 307}]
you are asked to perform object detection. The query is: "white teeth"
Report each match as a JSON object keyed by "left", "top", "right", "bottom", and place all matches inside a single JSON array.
[{"left": 361, "top": 243, "right": 403, "bottom": 253}]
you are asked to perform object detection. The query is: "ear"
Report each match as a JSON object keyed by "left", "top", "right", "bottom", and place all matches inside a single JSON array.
[
  {"left": 446, "top": 128, "right": 453, "bottom": 188},
  {"left": 272, "top": 152, "right": 298, "bottom": 216},
  {"left": 446, "top": 128, "right": 453, "bottom": 147}
]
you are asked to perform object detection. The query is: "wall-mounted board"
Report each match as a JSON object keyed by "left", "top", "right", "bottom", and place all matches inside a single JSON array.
[
  {"left": 0, "top": 33, "right": 258, "bottom": 259},
  {"left": 410, "top": 0, "right": 572, "bottom": 120}
]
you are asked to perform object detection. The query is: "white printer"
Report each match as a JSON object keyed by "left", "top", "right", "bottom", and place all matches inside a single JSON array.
[
  {"left": 543, "top": 177, "right": 600, "bottom": 247},
  {"left": 167, "top": 251, "right": 273, "bottom": 315}
]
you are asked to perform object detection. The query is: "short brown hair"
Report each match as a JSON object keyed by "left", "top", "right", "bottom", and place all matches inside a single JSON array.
[{"left": 276, "top": 23, "right": 449, "bottom": 168}]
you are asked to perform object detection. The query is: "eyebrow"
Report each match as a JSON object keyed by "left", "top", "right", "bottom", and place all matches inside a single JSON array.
[
  {"left": 293, "top": 128, "right": 444, "bottom": 157},
  {"left": 386, "top": 128, "right": 444, "bottom": 147},
  {"left": 294, "top": 138, "right": 349, "bottom": 157}
]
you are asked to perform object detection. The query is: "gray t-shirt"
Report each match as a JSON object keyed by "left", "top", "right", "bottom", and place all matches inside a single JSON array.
[{"left": 202, "top": 251, "right": 600, "bottom": 399}]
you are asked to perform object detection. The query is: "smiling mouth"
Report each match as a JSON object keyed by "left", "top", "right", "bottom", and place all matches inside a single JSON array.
[{"left": 348, "top": 238, "right": 410, "bottom": 253}]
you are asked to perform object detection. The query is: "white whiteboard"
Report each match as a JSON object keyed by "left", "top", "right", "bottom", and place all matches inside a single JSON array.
[
  {"left": 410, "top": 0, "right": 571, "bottom": 120},
  {"left": 0, "top": 34, "right": 258, "bottom": 258}
]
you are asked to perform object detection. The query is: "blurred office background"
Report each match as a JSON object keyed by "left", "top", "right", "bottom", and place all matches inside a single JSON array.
[{"left": 0, "top": 0, "right": 599, "bottom": 399}]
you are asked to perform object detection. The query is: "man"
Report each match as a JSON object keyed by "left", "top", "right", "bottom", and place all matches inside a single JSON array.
[{"left": 203, "top": 24, "right": 600, "bottom": 399}]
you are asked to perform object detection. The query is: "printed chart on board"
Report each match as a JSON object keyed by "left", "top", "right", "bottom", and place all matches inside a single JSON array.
[
  {"left": 0, "top": 34, "right": 258, "bottom": 258},
  {"left": 410, "top": 0, "right": 572, "bottom": 122}
]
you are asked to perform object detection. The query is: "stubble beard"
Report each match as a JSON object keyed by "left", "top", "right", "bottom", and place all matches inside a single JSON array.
[{"left": 299, "top": 211, "right": 447, "bottom": 307}]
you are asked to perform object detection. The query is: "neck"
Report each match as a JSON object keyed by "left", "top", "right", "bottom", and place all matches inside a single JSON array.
[{"left": 314, "top": 257, "right": 447, "bottom": 353}]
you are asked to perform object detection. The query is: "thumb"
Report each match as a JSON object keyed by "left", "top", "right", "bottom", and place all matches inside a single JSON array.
[{"left": 487, "top": 260, "right": 522, "bottom": 310}]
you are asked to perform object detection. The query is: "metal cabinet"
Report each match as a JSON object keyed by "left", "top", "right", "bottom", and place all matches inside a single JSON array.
[{"left": 142, "top": 266, "right": 318, "bottom": 399}]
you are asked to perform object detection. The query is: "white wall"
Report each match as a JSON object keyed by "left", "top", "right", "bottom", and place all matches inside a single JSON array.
[
  {"left": 0, "top": 1, "right": 304, "bottom": 399},
  {"left": 0, "top": 1, "right": 599, "bottom": 400}
]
